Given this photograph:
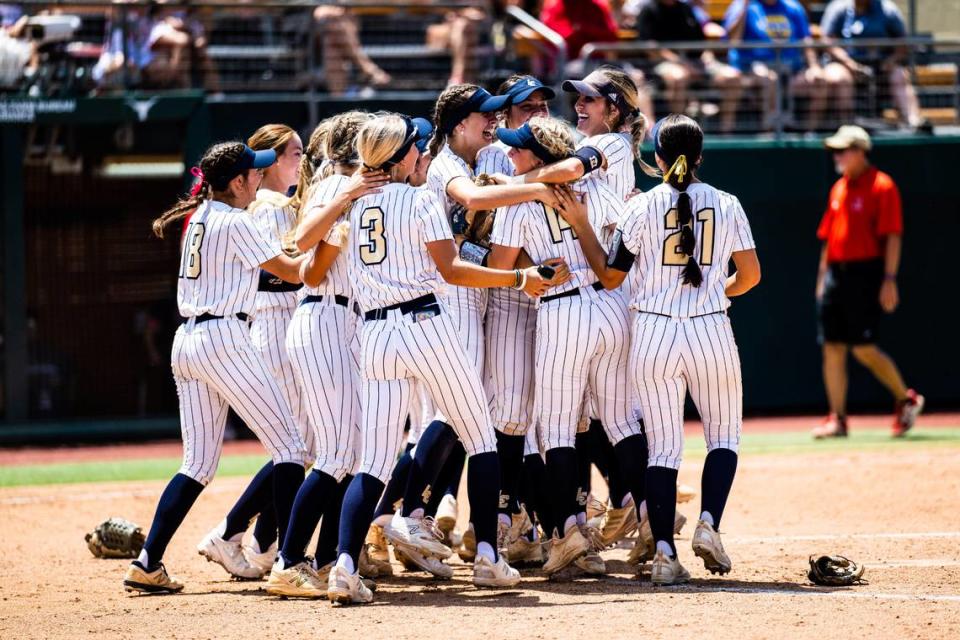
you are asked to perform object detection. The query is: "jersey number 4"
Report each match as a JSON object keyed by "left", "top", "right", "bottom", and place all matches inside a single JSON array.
[
  {"left": 545, "top": 205, "right": 577, "bottom": 244},
  {"left": 179, "top": 222, "right": 205, "bottom": 279},
  {"left": 662, "top": 207, "right": 715, "bottom": 266},
  {"left": 360, "top": 206, "right": 387, "bottom": 265}
]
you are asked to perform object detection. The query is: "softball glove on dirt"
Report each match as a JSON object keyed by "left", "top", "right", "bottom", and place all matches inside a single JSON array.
[
  {"left": 85, "top": 517, "right": 145, "bottom": 559},
  {"left": 807, "top": 555, "right": 866, "bottom": 586}
]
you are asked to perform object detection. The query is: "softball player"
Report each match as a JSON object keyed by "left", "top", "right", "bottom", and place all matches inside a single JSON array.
[
  {"left": 382, "top": 84, "right": 567, "bottom": 564},
  {"left": 196, "top": 124, "right": 310, "bottom": 581},
  {"left": 476, "top": 76, "right": 554, "bottom": 558},
  {"left": 124, "top": 142, "right": 307, "bottom": 594},
  {"left": 556, "top": 114, "right": 761, "bottom": 585},
  {"left": 488, "top": 116, "right": 649, "bottom": 576},
  {"left": 264, "top": 112, "right": 393, "bottom": 598},
  {"left": 328, "top": 114, "right": 560, "bottom": 605}
]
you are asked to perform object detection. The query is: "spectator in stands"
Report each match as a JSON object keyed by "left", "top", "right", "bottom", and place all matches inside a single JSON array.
[
  {"left": 92, "top": 7, "right": 153, "bottom": 89},
  {"left": 820, "top": 0, "right": 928, "bottom": 131},
  {"left": 541, "top": 0, "right": 655, "bottom": 127},
  {"left": 725, "top": 0, "right": 849, "bottom": 131},
  {"left": 0, "top": 3, "right": 33, "bottom": 87},
  {"left": 637, "top": 0, "right": 745, "bottom": 133},
  {"left": 313, "top": 5, "right": 390, "bottom": 96},
  {"left": 426, "top": 6, "right": 487, "bottom": 86}
]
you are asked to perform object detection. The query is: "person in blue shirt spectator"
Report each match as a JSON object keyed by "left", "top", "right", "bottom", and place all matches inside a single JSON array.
[
  {"left": 725, "top": 0, "right": 851, "bottom": 131},
  {"left": 820, "top": 0, "right": 926, "bottom": 131}
]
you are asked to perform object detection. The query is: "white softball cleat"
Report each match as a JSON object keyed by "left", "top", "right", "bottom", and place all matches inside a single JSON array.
[
  {"left": 384, "top": 512, "right": 453, "bottom": 559},
  {"left": 266, "top": 560, "right": 327, "bottom": 598},
  {"left": 327, "top": 564, "right": 374, "bottom": 606},
  {"left": 242, "top": 539, "right": 277, "bottom": 577},
  {"left": 650, "top": 550, "right": 690, "bottom": 586},
  {"left": 393, "top": 546, "right": 453, "bottom": 579},
  {"left": 473, "top": 555, "right": 521, "bottom": 588},
  {"left": 599, "top": 497, "right": 639, "bottom": 548},
  {"left": 197, "top": 530, "right": 262, "bottom": 580},
  {"left": 436, "top": 494, "right": 459, "bottom": 534},
  {"left": 542, "top": 526, "right": 589, "bottom": 575},
  {"left": 691, "top": 520, "right": 732, "bottom": 575}
]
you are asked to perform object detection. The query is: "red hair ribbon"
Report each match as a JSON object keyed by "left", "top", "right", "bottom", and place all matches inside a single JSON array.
[{"left": 189, "top": 166, "right": 205, "bottom": 196}]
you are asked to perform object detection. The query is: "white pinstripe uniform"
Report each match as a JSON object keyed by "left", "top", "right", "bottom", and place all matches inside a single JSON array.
[
  {"left": 348, "top": 183, "right": 497, "bottom": 483},
  {"left": 284, "top": 175, "right": 361, "bottom": 481},
  {"left": 248, "top": 189, "right": 315, "bottom": 462},
  {"left": 491, "top": 177, "right": 638, "bottom": 451},
  {"left": 476, "top": 143, "right": 539, "bottom": 443},
  {"left": 427, "top": 145, "right": 487, "bottom": 374},
  {"left": 617, "top": 182, "right": 755, "bottom": 470},
  {"left": 174, "top": 200, "right": 306, "bottom": 485}
]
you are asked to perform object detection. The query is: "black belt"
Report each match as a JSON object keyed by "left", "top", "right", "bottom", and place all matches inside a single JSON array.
[
  {"left": 194, "top": 312, "right": 249, "bottom": 324},
  {"left": 364, "top": 293, "right": 437, "bottom": 321},
  {"left": 639, "top": 310, "right": 726, "bottom": 320},
  {"left": 300, "top": 294, "right": 349, "bottom": 308},
  {"left": 540, "top": 281, "right": 604, "bottom": 304}
]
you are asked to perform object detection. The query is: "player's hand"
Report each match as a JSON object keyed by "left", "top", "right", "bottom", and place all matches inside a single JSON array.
[
  {"left": 487, "top": 172, "right": 512, "bottom": 185},
  {"left": 521, "top": 266, "right": 551, "bottom": 298},
  {"left": 554, "top": 186, "right": 588, "bottom": 227},
  {"left": 542, "top": 257, "right": 572, "bottom": 287},
  {"left": 535, "top": 183, "right": 566, "bottom": 211},
  {"left": 345, "top": 170, "right": 390, "bottom": 201},
  {"left": 625, "top": 188, "right": 642, "bottom": 202},
  {"left": 879, "top": 279, "right": 898, "bottom": 313}
]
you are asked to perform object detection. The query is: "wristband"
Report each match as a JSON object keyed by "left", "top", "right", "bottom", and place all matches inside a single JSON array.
[
  {"left": 459, "top": 240, "right": 490, "bottom": 266},
  {"left": 512, "top": 269, "right": 527, "bottom": 291},
  {"left": 574, "top": 146, "right": 604, "bottom": 175}
]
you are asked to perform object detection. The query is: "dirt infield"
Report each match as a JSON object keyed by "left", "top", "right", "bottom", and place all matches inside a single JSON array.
[{"left": 1, "top": 445, "right": 958, "bottom": 640}]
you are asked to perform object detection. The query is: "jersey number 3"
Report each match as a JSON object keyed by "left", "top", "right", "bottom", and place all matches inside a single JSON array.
[
  {"left": 179, "top": 222, "right": 205, "bottom": 279},
  {"left": 360, "top": 206, "right": 387, "bottom": 265},
  {"left": 662, "top": 208, "right": 715, "bottom": 266}
]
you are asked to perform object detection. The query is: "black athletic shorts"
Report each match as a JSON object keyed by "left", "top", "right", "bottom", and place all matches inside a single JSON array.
[{"left": 817, "top": 258, "right": 884, "bottom": 345}]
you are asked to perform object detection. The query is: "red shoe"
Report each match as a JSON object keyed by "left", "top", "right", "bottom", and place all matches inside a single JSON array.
[
  {"left": 812, "top": 414, "right": 848, "bottom": 439},
  {"left": 892, "top": 389, "right": 925, "bottom": 437}
]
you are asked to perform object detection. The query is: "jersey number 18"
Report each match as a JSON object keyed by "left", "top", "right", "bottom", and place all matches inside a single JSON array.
[{"left": 179, "top": 222, "right": 205, "bottom": 279}]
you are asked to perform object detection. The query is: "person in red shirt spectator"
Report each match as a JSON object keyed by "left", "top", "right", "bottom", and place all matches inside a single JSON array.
[{"left": 813, "top": 125, "right": 923, "bottom": 439}]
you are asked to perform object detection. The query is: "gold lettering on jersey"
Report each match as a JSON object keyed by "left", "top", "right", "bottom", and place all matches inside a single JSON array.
[
  {"left": 180, "top": 222, "right": 205, "bottom": 279},
  {"left": 360, "top": 206, "right": 387, "bottom": 265},
  {"left": 662, "top": 207, "right": 716, "bottom": 266},
  {"left": 544, "top": 204, "right": 577, "bottom": 244}
]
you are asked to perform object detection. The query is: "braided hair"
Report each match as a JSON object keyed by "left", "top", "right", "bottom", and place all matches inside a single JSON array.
[
  {"left": 152, "top": 142, "right": 247, "bottom": 238},
  {"left": 428, "top": 84, "right": 480, "bottom": 157},
  {"left": 649, "top": 115, "right": 705, "bottom": 287}
]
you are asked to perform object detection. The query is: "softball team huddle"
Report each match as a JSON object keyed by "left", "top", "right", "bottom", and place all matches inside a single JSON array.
[{"left": 124, "top": 64, "right": 761, "bottom": 604}]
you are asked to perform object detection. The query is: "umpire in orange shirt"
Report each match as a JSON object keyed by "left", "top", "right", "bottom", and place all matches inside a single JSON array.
[{"left": 812, "top": 125, "right": 924, "bottom": 440}]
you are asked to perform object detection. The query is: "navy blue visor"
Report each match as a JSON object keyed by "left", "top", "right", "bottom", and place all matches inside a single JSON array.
[{"left": 495, "top": 123, "right": 561, "bottom": 164}]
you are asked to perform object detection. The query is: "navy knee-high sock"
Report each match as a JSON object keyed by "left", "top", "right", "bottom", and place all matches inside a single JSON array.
[
  {"left": 646, "top": 466, "right": 679, "bottom": 555},
  {"left": 222, "top": 460, "right": 273, "bottom": 539},
  {"left": 574, "top": 431, "right": 592, "bottom": 515},
  {"left": 466, "top": 451, "right": 501, "bottom": 554},
  {"left": 701, "top": 448, "right": 738, "bottom": 529},
  {"left": 272, "top": 462, "right": 305, "bottom": 547},
  {"left": 612, "top": 433, "right": 648, "bottom": 512},
  {"left": 278, "top": 468, "right": 337, "bottom": 567},
  {"left": 140, "top": 473, "right": 205, "bottom": 568},
  {"left": 425, "top": 441, "right": 466, "bottom": 516},
  {"left": 251, "top": 503, "right": 277, "bottom": 552},
  {"left": 545, "top": 447, "right": 579, "bottom": 536},
  {"left": 400, "top": 420, "right": 458, "bottom": 516},
  {"left": 338, "top": 473, "right": 386, "bottom": 567},
  {"left": 373, "top": 442, "right": 415, "bottom": 519},
  {"left": 495, "top": 431, "right": 525, "bottom": 517},
  {"left": 314, "top": 474, "right": 351, "bottom": 567},
  {"left": 522, "top": 453, "right": 551, "bottom": 535},
  {"left": 590, "top": 421, "right": 629, "bottom": 507}
]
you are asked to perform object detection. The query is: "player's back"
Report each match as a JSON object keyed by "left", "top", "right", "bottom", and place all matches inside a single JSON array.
[
  {"left": 348, "top": 183, "right": 449, "bottom": 312},
  {"left": 491, "top": 177, "right": 621, "bottom": 295},
  {"left": 620, "top": 181, "right": 755, "bottom": 318},
  {"left": 178, "top": 199, "right": 276, "bottom": 318}
]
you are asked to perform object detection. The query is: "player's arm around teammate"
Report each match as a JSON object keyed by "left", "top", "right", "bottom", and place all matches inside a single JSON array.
[
  {"left": 487, "top": 116, "right": 648, "bottom": 576},
  {"left": 562, "top": 115, "right": 760, "bottom": 585},
  {"left": 123, "top": 143, "right": 309, "bottom": 595},
  {"left": 328, "top": 114, "right": 562, "bottom": 605}
]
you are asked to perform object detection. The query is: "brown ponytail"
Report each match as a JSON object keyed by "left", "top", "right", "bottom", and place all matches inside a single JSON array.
[
  {"left": 429, "top": 83, "right": 480, "bottom": 157},
  {"left": 152, "top": 142, "right": 247, "bottom": 238}
]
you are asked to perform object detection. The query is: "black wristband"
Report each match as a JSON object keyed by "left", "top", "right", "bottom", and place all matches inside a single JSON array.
[
  {"left": 459, "top": 240, "right": 490, "bottom": 266},
  {"left": 574, "top": 146, "right": 604, "bottom": 175},
  {"left": 258, "top": 270, "right": 304, "bottom": 293},
  {"left": 607, "top": 230, "right": 636, "bottom": 272}
]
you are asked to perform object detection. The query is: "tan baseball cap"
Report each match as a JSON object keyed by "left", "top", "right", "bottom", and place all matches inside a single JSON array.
[{"left": 824, "top": 125, "right": 872, "bottom": 151}]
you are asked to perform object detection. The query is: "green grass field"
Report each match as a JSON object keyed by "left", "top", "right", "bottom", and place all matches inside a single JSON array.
[{"left": 1, "top": 427, "right": 958, "bottom": 488}]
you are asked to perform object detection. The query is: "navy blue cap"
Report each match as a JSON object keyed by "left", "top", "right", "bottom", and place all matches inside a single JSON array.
[
  {"left": 441, "top": 87, "right": 510, "bottom": 134},
  {"left": 412, "top": 117, "right": 433, "bottom": 153},
  {"left": 563, "top": 69, "right": 638, "bottom": 119},
  {"left": 495, "top": 123, "right": 561, "bottom": 164},
  {"left": 238, "top": 145, "right": 277, "bottom": 170},
  {"left": 504, "top": 76, "right": 556, "bottom": 105}
]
